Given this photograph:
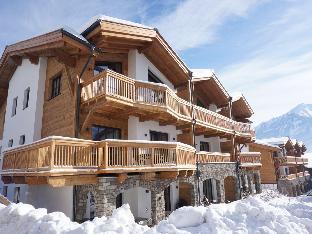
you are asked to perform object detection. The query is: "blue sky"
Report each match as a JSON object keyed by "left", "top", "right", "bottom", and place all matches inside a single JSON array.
[{"left": 1, "top": 0, "right": 311, "bottom": 125}]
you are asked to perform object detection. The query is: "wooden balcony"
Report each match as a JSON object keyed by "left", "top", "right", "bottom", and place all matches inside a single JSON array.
[
  {"left": 277, "top": 156, "right": 309, "bottom": 166},
  {"left": 239, "top": 152, "right": 261, "bottom": 168},
  {"left": 280, "top": 172, "right": 310, "bottom": 180},
  {"left": 197, "top": 152, "right": 231, "bottom": 163},
  {"left": 81, "top": 69, "right": 255, "bottom": 139},
  {"left": 1, "top": 137, "right": 197, "bottom": 186}
]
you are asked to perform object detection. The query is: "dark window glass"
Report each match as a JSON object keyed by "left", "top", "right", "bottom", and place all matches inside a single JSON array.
[
  {"left": 164, "top": 186, "right": 171, "bottom": 211},
  {"left": 12, "top": 97, "right": 18, "bottom": 116},
  {"left": 51, "top": 75, "right": 61, "bottom": 99},
  {"left": 200, "top": 141, "right": 210, "bottom": 151},
  {"left": 94, "top": 61, "right": 122, "bottom": 75},
  {"left": 203, "top": 179, "right": 214, "bottom": 202},
  {"left": 148, "top": 70, "right": 163, "bottom": 84},
  {"left": 91, "top": 125, "right": 121, "bottom": 140},
  {"left": 197, "top": 99, "right": 205, "bottom": 108},
  {"left": 23, "top": 87, "right": 30, "bottom": 109},
  {"left": 116, "top": 193, "right": 123, "bottom": 208},
  {"left": 8, "top": 139, "right": 13, "bottom": 147},
  {"left": 150, "top": 131, "right": 169, "bottom": 141},
  {"left": 14, "top": 187, "right": 20, "bottom": 203},
  {"left": 2, "top": 186, "right": 8, "bottom": 197},
  {"left": 19, "top": 135, "right": 25, "bottom": 145}
]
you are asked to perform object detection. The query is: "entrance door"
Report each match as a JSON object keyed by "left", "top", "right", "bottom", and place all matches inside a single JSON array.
[
  {"left": 91, "top": 125, "right": 121, "bottom": 140},
  {"left": 203, "top": 179, "right": 213, "bottom": 202}
]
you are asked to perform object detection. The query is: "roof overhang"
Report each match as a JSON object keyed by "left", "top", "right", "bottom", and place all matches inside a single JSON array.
[
  {"left": 192, "top": 72, "right": 230, "bottom": 107},
  {"left": 232, "top": 94, "right": 254, "bottom": 119},
  {"left": 250, "top": 141, "right": 281, "bottom": 151},
  {"left": 0, "top": 28, "right": 92, "bottom": 106},
  {"left": 81, "top": 18, "right": 191, "bottom": 86}
]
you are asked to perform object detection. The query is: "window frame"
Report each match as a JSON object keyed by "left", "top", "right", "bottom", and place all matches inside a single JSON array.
[
  {"left": 148, "top": 70, "right": 163, "bottom": 84},
  {"left": 12, "top": 97, "right": 18, "bottom": 116},
  {"left": 8, "top": 139, "right": 13, "bottom": 148},
  {"left": 94, "top": 61, "right": 122, "bottom": 75},
  {"left": 200, "top": 141, "right": 210, "bottom": 152},
  {"left": 50, "top": 75, "right": 62, "bottom": 99},
  {"left": 150, "top": 130, "right": 169, "bottom": 141},
  {"left": 19, "top": 135, "right": 25, "bottom": 145},
  {"left": 2, "top": 186, "right": 8, "bottom": 197},
  {"left": 23, "top": 87, "right": 30, "bottom": 109}
]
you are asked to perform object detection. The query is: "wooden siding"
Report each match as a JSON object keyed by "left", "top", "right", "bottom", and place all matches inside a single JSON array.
[
  {"left": 249, "top": 144, "right": 277, "bottom": 184},
  {"left": 0, "top": 101, "right": 6, "bottom": 139},
  {"left": 41, "top": 58, "right": 78, "bottom": 138}
]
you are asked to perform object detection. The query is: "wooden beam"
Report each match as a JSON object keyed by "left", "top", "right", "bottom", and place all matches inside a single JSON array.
[
  {"left": 54, "top": 49, "right": 76, "bottom": 67},
  {"left": 48, "top": 175, "right": 97, "bottom": 187},
  {"left": 10, "top": 56, "right": 22, "bottom": 66},
  {"left": 178, "top": 170, "right": 188, "bottom": 178},
  {"left": 26, "top": 54, "right": 39, "bottom": 65},
  {"left": 13, "top": 176, "right": 26, "bottom": 184},
  {"left": 116, "top": 173, "right": 128, "bottom": 184},
  {"left": 159, "top": 171, "right": 179, "bottom": 180},
  {"left": 1, "top": 176, "right": 13, "bottom": 184},
  {"left": 187, "top": 170, "right": 195, "bottom": 177},
  {"left": 141, "top": 172, "right": 156, "bottom": 181},
  {"left": 25, "top": 176, "right": 48, "bottom": 185}
]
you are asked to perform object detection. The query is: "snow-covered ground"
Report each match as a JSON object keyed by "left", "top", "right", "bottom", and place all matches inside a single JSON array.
[{"left": 0, "top": 190, "right": 311, "bottom": 234}]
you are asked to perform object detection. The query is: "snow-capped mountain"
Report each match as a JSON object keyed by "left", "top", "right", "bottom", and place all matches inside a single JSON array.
[{"left": 256, "top": 103, "right": 312, "bottom": 152}]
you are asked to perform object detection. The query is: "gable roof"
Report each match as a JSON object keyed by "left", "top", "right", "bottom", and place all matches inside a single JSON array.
[{"left": 231, "top": 92, "right": 254, "bottom": 119}]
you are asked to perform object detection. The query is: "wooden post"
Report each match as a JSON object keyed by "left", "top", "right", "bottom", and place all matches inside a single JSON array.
[
  {"left": 50, "top": 140, "right": 56, "bottom": 170},
  {"left": 98, "top": 143, "right": 103, "bottom": 167},
  {"left": 104, "top": 142, "right": 108, "bottom": 169},
  {"left": 151, "top": 148, "right": 154, "bottom": 167}
]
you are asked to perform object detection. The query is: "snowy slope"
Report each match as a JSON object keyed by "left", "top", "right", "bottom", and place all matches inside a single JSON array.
[
  {"left": 256, "top": 103, "right": 312, "bottom": 152},
  {"left": 1, "top": 191, "right": 312, "bottom": 233}
]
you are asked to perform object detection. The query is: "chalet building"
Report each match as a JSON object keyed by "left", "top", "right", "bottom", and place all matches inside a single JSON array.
[
  {"left": 0, "top": 16, "right": 261, "bottom": 224},
  {"left": 250, "top": 137, "right": 309, "bottom": 196}
]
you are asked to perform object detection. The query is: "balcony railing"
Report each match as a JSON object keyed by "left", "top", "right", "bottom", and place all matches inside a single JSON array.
[
  {"left": 280, "top": 172, "right": 310, "bottom": 180},
  {"left": 1, "top": 137, "right": 196, "bottom": 175},
  {"left": 276, "top": 156, "right": 309, "bottom": 166},
  {"left": 197, "top": 152, "right": 231, "bottom": 163},
  {"left": 81, "top": 69, "right": 255, "bottom": 137},
  {"left": 239, "top": 152, "right": 261, "bottom": 167}
]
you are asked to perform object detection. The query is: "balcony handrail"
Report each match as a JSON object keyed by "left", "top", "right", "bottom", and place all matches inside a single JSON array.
[
  {"left": 81, "top": 69, "right": 255, "bottom": 137},
  {"left": 239, "top": 152, "right": 261, "bottom": 165},
  {"left": 197, "top": 151, "right": 231, "bottom": 163},
  {"left": 1, "top": 137, "right": 196, "bottom": 174}
]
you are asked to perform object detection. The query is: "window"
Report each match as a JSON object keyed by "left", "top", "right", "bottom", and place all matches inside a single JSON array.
[
  {"left": 51, "top": 75, "right": 61, "bottom": 99},
  {"left": 150, "top": 131, "right": 169, "bottom": 141},
  {"left": 148, "top": 70, "right": 163, "bottom": 84},
  {"left": 200, "top": 141, "right": 210, "bottom": 152},
  {"left": 14, "top": 187, "right": 20, "bottom": 203},
  {"left": 23, "top": 87, "right": 30, "bottom": 109},
  {"left": 19, "top": 135, "right": 25, "bottom": 145},
  {"left": 8, "top": 139, "right": 13, "bottom": 148},
  {"left": 164, "top": 186, "right": 171, "bottom": 212},
  {"left": 12, "top": 97, "right": 18, "bottom": 116},
  {"left": 94, "top": 61, "right": 122, "bottom": 75},
  {"left": 116, "top": 193, "right": 123, "bottom": 209},
  {"left": 197, "top": 99, "right": 205, "bottom": 108},
  {"left": 91, "top": 125, "right": 121, "bottom": 141},
  {"left": 2, "top": 186, "right": 7, "bottom": 197}
]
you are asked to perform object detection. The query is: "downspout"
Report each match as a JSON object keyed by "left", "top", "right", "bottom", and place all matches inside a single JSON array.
[
  {"left": 189, "top": 73, "right": 201, "bottom": 205},
  {"left": 73, "top": 45, "right": 96, "bottom": 222}
]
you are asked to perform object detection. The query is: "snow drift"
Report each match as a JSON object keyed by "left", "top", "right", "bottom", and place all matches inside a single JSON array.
[{"left": 0, "top": 190, "right": 311, "bottom": 234}]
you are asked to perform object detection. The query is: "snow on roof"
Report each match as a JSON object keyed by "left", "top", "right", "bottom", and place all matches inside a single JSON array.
[
  {"left": 258, "top": 137, "right": 291, "bottom": 146},
  {"left": 231, "top": 92, "right": 243, "bottom": 102},
  {"left": 80, "top": 14, "right": 153, "bottom": 34},
  {"left": 253, "top": 140, "right": 281, "bottom": 150},
  {"left": 62, "top": 26, "right": 89, "bottom": 44},
  {"left": 191, "top": 69, "right": 214, "bottom": 78}
]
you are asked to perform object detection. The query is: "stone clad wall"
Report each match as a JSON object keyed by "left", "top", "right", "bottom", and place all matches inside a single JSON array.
[{"left": 278, "top": 174, "right": 310, "bottom": 196}]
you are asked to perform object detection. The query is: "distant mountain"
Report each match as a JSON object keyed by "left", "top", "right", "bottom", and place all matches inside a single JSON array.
[{"left": 256, "top": 103, "right": 312, "bottom": 152}]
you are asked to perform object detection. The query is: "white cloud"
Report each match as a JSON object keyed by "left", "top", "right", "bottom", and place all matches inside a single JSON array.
[
  {"left": 220, "top": 0, "right": 312, "bottom": 125},
  {"left": 150, "top": 0, "right": 260, "bottom": 51}
]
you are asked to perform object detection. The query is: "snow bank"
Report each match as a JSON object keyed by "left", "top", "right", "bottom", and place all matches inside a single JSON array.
[
  {"left": 1, "top": 190, "right": 312, "bottom": 233},
  {"left": 0, "top": 203, "right": 149, "bottom": 234}
]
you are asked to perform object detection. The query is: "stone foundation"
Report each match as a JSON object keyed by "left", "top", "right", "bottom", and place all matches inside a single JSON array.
[{"left": 278, "top": 174, "right": 310, "bottom": 196}]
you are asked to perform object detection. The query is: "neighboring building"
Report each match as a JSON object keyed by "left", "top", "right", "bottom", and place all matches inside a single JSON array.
[
  {"left": 0, "top": 15, "right": 261, "bottom": 224},
  {"left": 256, "top": 137, "right": 310, "bottom": 196}
]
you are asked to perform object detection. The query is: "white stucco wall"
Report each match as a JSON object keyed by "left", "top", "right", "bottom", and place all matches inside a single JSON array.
[
  {"left": 195, "top": 135, "right": 221, "bottom": 152},
  {"left": 1, "top": 58, "right": 47, "bottom": 203},
  {"left": 2, "top": 58, "right": 47, "bottom": 150},
  {"left": 128, "top": 116, "right": 181, "bottom": 141},
  {"left": 26, "top": 185, "right": 73, "bottom": 219},
  {"left": 128, "top": 49, "right": 175, "bottom": 90}
]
